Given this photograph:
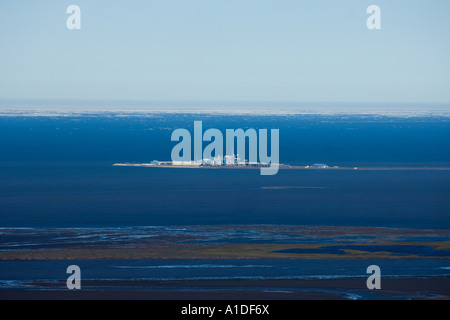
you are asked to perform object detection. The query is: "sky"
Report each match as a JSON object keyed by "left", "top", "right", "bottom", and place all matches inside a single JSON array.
[{"left": 0, "top": 0, "right": 449, "bottom": 107}]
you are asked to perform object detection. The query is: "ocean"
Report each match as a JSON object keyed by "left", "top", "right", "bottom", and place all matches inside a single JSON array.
[
  {"left": 1, "top": 114, "right": 450, "bottom": 228},
  {"left": 1, "top": 113, "right": 450, "bottom": 299}
]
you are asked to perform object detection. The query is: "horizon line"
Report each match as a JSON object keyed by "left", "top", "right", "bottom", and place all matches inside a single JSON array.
[{"left": 1, "top": 98, "right": 450, "bottom": 117}]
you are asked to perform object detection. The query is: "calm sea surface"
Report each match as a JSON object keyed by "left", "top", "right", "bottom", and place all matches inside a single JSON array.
[
  {"left": 1, "top": 114, "right": 450, "bottom": 297},
  {"left": 1, "top": 114, "right": 450, "bottom": 229}
]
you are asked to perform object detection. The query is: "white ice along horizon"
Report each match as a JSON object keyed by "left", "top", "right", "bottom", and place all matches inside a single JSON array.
[{"left": 171, "top": 121, "right": 279, "bottom": 175}]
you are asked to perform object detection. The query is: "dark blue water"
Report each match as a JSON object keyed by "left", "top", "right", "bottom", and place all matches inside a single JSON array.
[
  {"left": 1, "top": 114, "right": 450, "bottom": 299},
  {"left": 1, "top": 259, "right": 449, "bottom": 284},
  {"left": 2, "top": 114, "right": 450, "bottom": 166},
  {"left": 1, "top": 114, "right": 450, "bottom": 229}
]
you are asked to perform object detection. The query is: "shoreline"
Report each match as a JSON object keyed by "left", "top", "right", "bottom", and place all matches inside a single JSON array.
[
  {"left": 2, "top": 225, "right": 450, "bottom": 261},
  {"left": 2, "top": 224, "right": 450, "bottom": 300},
  {"left": 113, "top": 163, "right": 450, "bottom": 171},
  {"left": 2, "top": 241, "right": 450, "bottom": 261}
]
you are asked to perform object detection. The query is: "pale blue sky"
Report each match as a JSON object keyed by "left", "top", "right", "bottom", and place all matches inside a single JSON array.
[{"left": 0, "top": 0, "right": 449, "bottom": 105}]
